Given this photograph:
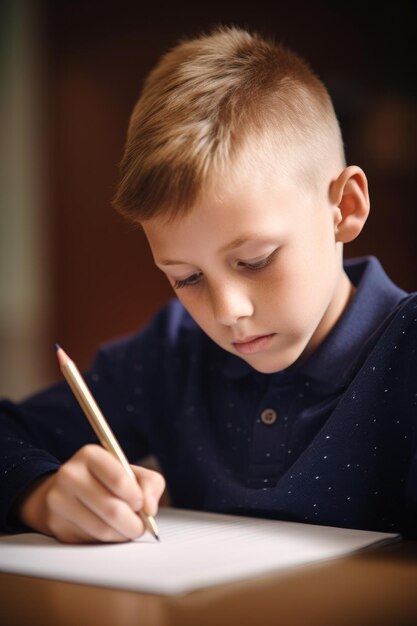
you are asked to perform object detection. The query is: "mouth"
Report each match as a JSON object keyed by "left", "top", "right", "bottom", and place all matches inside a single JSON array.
[{"left": 232, "top": 333, "right": 276, "bottom": 355}]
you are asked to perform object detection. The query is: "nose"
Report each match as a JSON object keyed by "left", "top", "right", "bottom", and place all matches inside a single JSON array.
[{"left": 209, "top": 280, "right": 254, "bottom": 326}]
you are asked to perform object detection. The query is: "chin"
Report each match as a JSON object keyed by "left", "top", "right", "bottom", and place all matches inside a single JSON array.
[{"left": 244, "top": 352, "right": 300, "bottom": 374}]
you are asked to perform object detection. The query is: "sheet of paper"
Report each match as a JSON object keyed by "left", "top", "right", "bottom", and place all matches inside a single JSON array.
[{"left": 0, "top": 508, "right": 399, "bottom": 595}]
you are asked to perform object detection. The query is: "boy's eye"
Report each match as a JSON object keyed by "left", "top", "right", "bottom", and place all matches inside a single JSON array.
[
  {"left": 240, "top": 249, "right": 278, "bottom": 271},
  {"left": 173, "top": 272, "right": 203, "bottom": 289}
]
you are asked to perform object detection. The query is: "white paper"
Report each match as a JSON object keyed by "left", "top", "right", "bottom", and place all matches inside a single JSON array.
[{"left": 0, "top": 508, "right": 399, "bottom": 595}]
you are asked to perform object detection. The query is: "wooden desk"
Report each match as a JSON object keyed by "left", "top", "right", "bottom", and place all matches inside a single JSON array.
[{"left": 1, "top": 540, "right": 417, "bottom": 626}]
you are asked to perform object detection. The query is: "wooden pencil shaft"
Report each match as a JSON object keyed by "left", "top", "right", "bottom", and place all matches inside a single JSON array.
[
  {"left": 63, "top": 362, "right": 135, "bottom": 480},
  {"left": 58, "top": 350, "right": 159, "bottom": 539}
]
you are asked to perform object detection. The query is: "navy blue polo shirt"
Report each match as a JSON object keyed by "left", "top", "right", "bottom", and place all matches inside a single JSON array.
[
  {"left": 0, "top": 255, "right": 416, "bottom": 536},
  {"left": 223, "top": 255, "right": 407, "bottom": 487}
]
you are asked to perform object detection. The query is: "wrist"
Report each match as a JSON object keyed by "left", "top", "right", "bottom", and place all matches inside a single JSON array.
[{"left": 16, "top": 473, "right": 56, "bottom": 535}]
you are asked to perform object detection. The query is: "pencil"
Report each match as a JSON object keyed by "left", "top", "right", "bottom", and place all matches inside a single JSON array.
[{"left": 55, "top": 344, "right": 160, "bottom": 541}]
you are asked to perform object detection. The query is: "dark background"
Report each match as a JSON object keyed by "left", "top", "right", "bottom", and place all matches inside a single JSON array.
[{"left": 37, "top": 0, "right": 417, "bottom": 376}]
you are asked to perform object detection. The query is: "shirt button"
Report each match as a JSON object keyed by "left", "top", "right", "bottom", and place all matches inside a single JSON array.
[{"left": 260, "top": 408, "right": 278, "bottom": 425}]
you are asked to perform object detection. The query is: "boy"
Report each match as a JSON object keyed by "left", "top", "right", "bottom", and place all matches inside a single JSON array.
[{"left": 0, "top": 26, "right": 416, "bottom": 543}]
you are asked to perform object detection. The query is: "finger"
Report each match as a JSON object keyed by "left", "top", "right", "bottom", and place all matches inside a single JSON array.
[
  {"left": 131, "top": 465, "right": 166, "bottom": 516},
  {"left": 48, "top": 483, "right": 134, "bottom": 543},
  {"left": 49, "top": 517, "right": 98, "bottom": 544},
  {"left": 71, "top": 474, "right": 146, "bottom": 539},
  {"left": 52, "top": 455, "right": 145, "bottom": 540},
  {"left": 79, "top": 445, "right": 143, "bottom": 509}
]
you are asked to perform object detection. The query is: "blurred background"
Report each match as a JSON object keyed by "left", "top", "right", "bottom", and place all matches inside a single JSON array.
[{"left": 1, "top": 0, "right": 416, "bottom": 399}]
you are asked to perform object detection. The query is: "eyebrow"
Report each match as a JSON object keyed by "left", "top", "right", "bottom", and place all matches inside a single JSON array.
[{"left": 159, "top": 234, "right": 261, "bottom": 266}]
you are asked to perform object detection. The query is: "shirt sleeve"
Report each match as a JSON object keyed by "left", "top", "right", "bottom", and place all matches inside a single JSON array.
[{"left": 0, "top": 307, "right": 169, "bottom": 533}]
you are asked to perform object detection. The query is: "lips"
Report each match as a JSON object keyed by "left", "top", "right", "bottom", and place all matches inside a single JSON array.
[{"left": 232, "top": 333, "right": 276, "bottom": 355}]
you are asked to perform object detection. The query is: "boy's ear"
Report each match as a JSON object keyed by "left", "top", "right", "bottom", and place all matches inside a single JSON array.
[{"left": 329, "top": 166, "right": 370, "bottom": 243}]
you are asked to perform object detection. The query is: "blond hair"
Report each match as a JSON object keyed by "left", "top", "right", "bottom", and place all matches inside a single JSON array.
[{"left": 113, "top": 26, "right": 345, "bottom": 223}]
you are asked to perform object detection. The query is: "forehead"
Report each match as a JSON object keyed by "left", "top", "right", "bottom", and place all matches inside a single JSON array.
[{"left": 142, "top": 167, "right": 314, "bottom": 260}]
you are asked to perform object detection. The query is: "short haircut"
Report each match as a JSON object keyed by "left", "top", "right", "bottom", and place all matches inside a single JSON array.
[{"left": 112, "top": 26, "right": 345, "bottom": 223}]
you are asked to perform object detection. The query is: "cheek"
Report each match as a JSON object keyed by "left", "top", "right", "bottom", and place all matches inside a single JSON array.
[
  {"left": 175, "top": 290, "right": 212, "bottom": 329},
  {"left": 265, "top": 243, "right": 334, "bottom": 327}
]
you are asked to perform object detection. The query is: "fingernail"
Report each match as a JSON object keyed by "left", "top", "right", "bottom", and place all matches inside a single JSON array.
[
  {"left": 133, "top": 499, "right": 143, "bottom": 511},
  {"left": 146, "top": 496, "right": 158, "bottom": 517}
]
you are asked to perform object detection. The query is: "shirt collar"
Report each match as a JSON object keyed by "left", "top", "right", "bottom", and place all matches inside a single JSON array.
[{"left": 222, "top": 256, "right": 407, "bottom": 387}]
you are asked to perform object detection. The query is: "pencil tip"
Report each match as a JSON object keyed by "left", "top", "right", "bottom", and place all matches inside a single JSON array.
[
  {"left": 54, "top": 343, "right": 61, "bottom": 352},
  {"left": 155, "top": 534, "right": 160, "bottom": 542}
]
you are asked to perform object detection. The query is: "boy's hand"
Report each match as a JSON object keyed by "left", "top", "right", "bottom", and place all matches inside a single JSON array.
[{"left": 17, "top": 444, "right": 166, "bottom": 543}]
